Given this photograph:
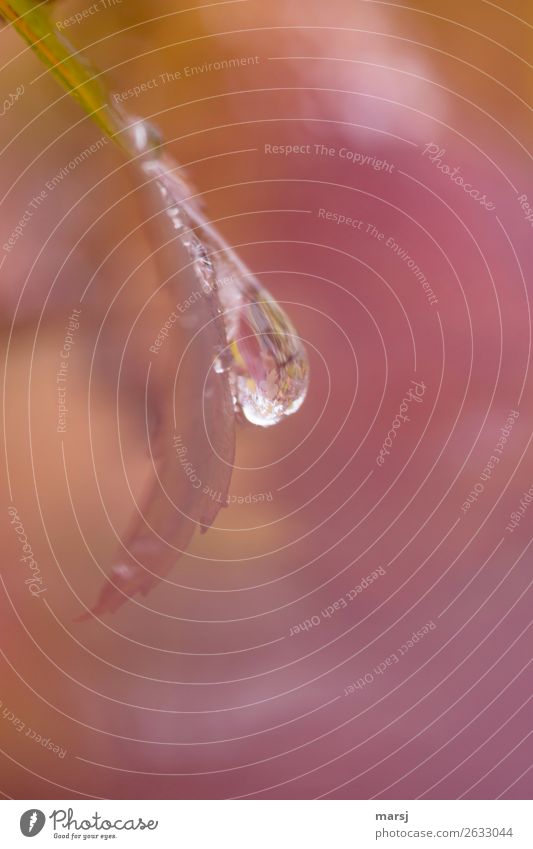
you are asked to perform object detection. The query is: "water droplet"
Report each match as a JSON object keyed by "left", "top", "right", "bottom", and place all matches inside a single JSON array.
[
  {"left": 118, "top": 114, "right": 164, "bottom": 159},
  {"left": 220, "top": 284, "right": 309, "bottom": 427},
  {"left": 127, "top": 118, "right": 309, "bottom": 427},
  {"left": 214, "top": 347, "right": 233, "bottom": 374},
  {"left": 167, "top": 204, "right": 185, "bottom": 231},
  {"left": 110, "top": 562, "right": 136, "bottom": 580},
  {"left": 187, "top": 235, "right": 217, "bottom": 293}
]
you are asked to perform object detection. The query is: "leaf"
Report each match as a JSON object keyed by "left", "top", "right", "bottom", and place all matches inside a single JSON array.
[
  {"left": 78, "top": 163, "right": 236, "bottom": 618},
  {"left": 0, "top": 0, "right": 237, "bottom": 616},
  {"left": 0, "top": 0, "right": 127, "bottom": 143}
]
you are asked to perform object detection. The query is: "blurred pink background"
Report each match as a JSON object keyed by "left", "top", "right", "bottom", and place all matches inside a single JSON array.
[{"left": 0, "top": 0, "right": 532, "bottom": 799}]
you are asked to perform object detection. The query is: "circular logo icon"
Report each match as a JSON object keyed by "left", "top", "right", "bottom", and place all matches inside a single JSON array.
[{"left": 20, "top": 810, "right": 46, "bottom": 837}]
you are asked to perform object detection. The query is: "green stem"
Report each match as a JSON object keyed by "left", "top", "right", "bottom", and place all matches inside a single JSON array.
[{"left": 0, "top": 0, "right": 129, "bottom": 148}]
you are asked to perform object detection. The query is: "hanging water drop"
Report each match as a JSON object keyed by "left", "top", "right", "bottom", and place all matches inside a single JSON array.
[{"left": 121, "top": 120, "right": 309, "bottom": 426}]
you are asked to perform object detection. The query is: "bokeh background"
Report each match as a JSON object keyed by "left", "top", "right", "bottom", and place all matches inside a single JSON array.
[{"left": 0, "top": 0, "right": 532, "bottom": 799}]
